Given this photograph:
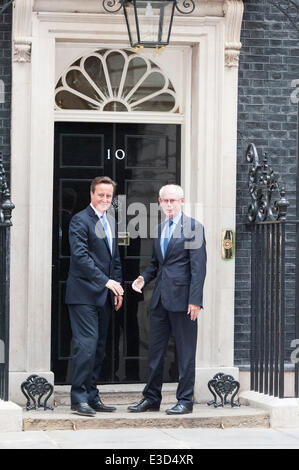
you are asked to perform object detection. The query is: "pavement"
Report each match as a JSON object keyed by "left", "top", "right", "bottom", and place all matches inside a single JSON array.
[{"left": 1, "top": 427, "right": 299, "bottom": 449}]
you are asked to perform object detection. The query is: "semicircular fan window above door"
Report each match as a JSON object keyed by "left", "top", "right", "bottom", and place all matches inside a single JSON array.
[{"left": 55, "top": 49, "right": 178, "bottom": 113}]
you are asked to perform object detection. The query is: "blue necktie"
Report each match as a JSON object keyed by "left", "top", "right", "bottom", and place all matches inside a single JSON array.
[
  {"left": 163, "top": 219, "right": 173, "bottom": 258},
  {"left": 100, "top": 215, "right": 112, "bottom": 253}
]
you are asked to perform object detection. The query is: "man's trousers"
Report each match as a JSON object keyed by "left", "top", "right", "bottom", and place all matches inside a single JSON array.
[
  {"left": 143, "top": 300, "right": 198, "bottom": 410},
  {"left": 68, "top": 299, "right": 111, "bottom": 405}
]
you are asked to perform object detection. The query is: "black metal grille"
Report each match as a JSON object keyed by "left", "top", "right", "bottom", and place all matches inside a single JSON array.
[
  {"left": 0, "top": 227, "right": 10, "bottom": 400},
  {"left": 250, "top": 221, "right": 285, "bottom": 397},
  {"left": 246, "top": 142, "right": 299, "bottom": 398},
  {"left": 250, "top": 220, "right": 299, "bottom": 398},
  {"left": 0, "top": 153, "right": 14, "bottom": 401}
]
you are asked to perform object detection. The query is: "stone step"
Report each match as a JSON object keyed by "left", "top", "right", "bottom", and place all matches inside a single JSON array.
[{"left": 22, "top": 404, "right": 270, "bottom": 431}]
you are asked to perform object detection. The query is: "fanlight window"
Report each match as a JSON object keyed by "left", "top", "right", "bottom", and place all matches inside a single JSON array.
[{"left": 55, "top": 49, "right": 178, "bottom": 113}]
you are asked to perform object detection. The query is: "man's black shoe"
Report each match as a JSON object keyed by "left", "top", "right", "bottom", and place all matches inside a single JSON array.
[
  {"left": 165, "top": 404, "right": 192, "bottom": 415},
  {"left": 128, "top": 398, "right": 160, "bottom": 413},
  {"left": 71, "top": 403, "right": 96, "bottom": 417},
  {"left": 89, "top": 398, "right": 116, "bottom": 413}
]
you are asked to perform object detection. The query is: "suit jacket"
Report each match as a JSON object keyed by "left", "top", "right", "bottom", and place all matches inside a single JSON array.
[
  {"left": 65, "top": 205, "right": 122, "bottom": 306},
  {"left": 142, "top": 213, "right": 206, "bottom": 312}
]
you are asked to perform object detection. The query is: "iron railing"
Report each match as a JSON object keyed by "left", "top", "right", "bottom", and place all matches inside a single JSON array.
[
  {"left": 246, "top": 143, "right": 299, "bottom": 398},
  {"left": 0, "top": 153, "right": 14, "bottom": 401},
  {"left": 249, "top": 219, "right": 299, "bottom": 398},
  {"left": 0, "top": 0, "right": 13, "bottom": 401}
]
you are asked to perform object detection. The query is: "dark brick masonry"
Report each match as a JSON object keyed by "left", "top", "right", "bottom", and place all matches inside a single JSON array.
[
  {"left": 0, "top": 0, "right": 12, "bottom": 178},
  {"left": 235, "top": 0, "right": 299, "bottom": 367}
]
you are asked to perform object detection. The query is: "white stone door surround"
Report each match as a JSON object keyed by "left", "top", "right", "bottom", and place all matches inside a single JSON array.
[{"left": 9, "top": 0, "right": 244, "bottom": 404}]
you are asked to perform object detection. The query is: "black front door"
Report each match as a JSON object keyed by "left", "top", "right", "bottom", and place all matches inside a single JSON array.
[{"left": 52, "top": 121, "right": 181, "bottom": 384}]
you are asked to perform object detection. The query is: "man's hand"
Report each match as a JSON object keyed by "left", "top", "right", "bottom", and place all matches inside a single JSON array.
[
  {"left": 187, "top": 304, "right": 201, "bottom": 321},
  {"left": 105, "top": 279, "right": 124, "bottom": 296},
  {"left": 132, "top": 276, "right": 145, "bottom": 293},
  {"left": 114, "top": 295, "right": 123, "bottom": 311}
]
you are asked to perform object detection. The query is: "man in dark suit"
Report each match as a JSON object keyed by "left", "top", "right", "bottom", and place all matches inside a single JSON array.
[
  {"left": 128, "top": 184, "right": 206, "bottom": 415},
  {"left": 65, "top": 176, "right": 123, "bottom": 416}
]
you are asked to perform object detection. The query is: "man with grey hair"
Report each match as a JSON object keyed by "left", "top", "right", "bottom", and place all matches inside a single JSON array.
[{"left": 128, "top": 184, "right": 206, "bottom": 415}]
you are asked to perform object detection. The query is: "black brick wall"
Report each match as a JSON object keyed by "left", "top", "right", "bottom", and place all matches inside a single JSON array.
[
  {"left": 235, "top": 0, "right": 299, "bottom": 367},
  {"left": 0, "top": 0, "right": 12, "bottom": 177}
]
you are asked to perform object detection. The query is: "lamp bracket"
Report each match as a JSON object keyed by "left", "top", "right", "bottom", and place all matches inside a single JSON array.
[
  {"left": 102, "top": 0, "right": 195, "bottom": 15},
  {"left": 102, "top": 0, "right": 123, "bottom": 13}
]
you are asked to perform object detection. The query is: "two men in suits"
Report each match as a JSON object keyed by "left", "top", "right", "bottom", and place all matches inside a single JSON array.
[
  {"left": 128, "top": 184, "right": 207, "bottom": 415},
  {"left": 65, "top": 176, "right": 123, "bottom": 416}
]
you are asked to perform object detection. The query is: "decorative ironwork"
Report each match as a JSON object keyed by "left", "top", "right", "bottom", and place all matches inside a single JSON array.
[
  {"left": 103, "top": 0, "right": 123, "bottom": 13},
  {"left": 0, "top": 155, "right": 14, "bottom": 227},
  {"left": 21, "top": 375, "right": 54, "bottom": 411},
  {"left": 0, "top": 2, "right": 15, "bottom": 403},
  {"left": 246, "top": 143, "right": 289, "bottom": 223},
  {"left": 102, "top": 0, "right": 195, "bottom": 15},
  {"left": 246, "top": 141, "right": 297, "bottom": 399},
  {"left": 175, "top": 0, "right": 195, "bottom": 14},
  {"left": 0, "top": 153, "right": 14, "bottom": 401},
  {"left": 207, "top": 373, "right": 241, "bottom": 408},
  {"left": 269, "top": 0, "right": 299, "bottom": 32}
]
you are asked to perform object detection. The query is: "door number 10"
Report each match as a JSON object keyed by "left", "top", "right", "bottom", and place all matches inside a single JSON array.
[{"left": 107, "top": 149, "right": 126, "bottom": 160}]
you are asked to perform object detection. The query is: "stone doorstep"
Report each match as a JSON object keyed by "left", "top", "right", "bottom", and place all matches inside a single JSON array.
[
  {"left": 22, "top": 404, "right": 270, "bottom": 431},
  {"left": 240, "top": 391, "right": 299, "bottom": 428},
  {"left": 21, "top": 385, "right": 271, "bottom": 431}
]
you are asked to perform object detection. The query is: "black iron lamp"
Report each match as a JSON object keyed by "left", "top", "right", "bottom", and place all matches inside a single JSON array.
[{"left": 102, "top": 0, "right": 195, "bottom": 50}]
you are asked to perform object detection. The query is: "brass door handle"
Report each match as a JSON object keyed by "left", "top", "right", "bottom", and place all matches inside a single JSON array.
[{"left": 118, "top": 232, "right": 130, "bottom": 246}]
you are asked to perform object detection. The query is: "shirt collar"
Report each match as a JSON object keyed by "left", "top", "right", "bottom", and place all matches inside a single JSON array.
[
  {"left": 165, "top": 211, "right": 182, "bottom": 225},
  {"left": 90, "top": 202, "right": 106, "bottom": 219}
]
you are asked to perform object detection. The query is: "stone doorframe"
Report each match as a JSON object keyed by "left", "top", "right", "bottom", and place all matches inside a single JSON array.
[{"left": 9, "top": 0, "right": 244, "bottom": 403}]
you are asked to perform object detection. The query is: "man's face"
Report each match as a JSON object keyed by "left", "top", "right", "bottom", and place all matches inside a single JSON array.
[
  {"left": 159, "top": 188, "right": 184, "bottom": 219},
  {"left": 90, "top": 183, "right": 114, "bottom": 214}
]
